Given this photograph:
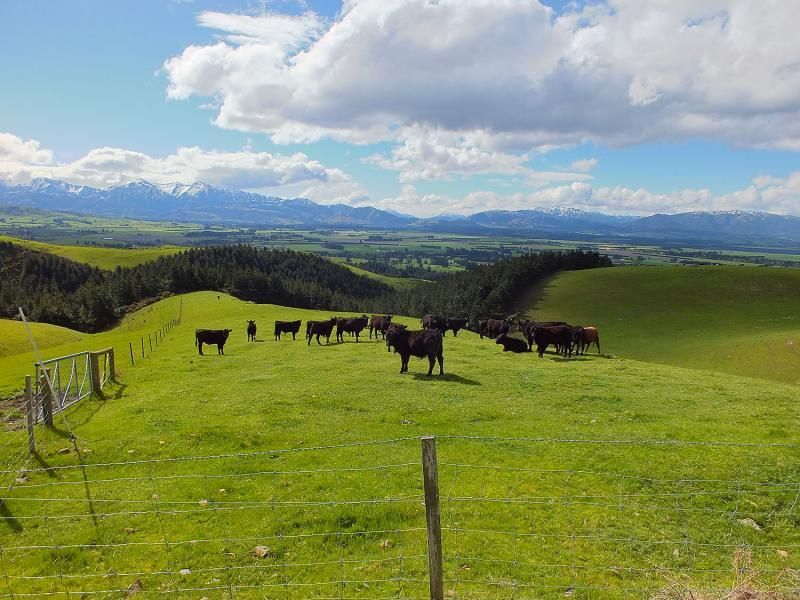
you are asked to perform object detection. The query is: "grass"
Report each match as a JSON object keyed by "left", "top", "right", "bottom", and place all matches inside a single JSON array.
[
  {"left": 0, "top": 234, "right": 184, "bottom": 270},
  {"left": 1, "top": 290, "right": 799, "bottom": 598},
  {"left": 522, "top": 265, "right": 800, "bottom": 384},
  {"left": 329, "top": 257, "right": 429, "bottom": 289}
]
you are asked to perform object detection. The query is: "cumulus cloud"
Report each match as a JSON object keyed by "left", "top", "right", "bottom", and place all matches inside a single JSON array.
[
  {"left": 366, "top": 174, "right": 800, "bottom": 218},
  {"left": 569, "top": 158, "right": 598, "bottom": 173},
  {"left": 0, "top": 133, "right": 53, "bottom": 166},
  {"left": 162, "top": 0, "right": 800, "bottom": 160},
  {"left": 0, "top": 133, "right": 364, "bottom": 203}
]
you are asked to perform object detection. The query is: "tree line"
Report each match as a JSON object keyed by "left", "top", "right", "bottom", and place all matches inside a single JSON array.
[{"left": 0, "top": 240, "right": 610, "bottom": 333}]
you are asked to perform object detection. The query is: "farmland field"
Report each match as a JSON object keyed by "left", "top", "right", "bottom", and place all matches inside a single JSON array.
[
  {"left": 1, "top": 289, "right": 799, "bottom": 598},
  {"left": 525, "top": 265, "right": 800, "bottom": 384}
]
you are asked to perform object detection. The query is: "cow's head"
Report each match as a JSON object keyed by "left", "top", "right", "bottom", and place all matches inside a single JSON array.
[
  {"left": 385, "top": 315, "right": 393, "bottom": 322},
  {"left": 385, "top": 325, "right": 406, "bottom": 352},
  {"left": 247, "top": 320, "right": 256, "bottom": 326},
  {"left": 223, "top": 329, "right": 232, "bottom": 340}
]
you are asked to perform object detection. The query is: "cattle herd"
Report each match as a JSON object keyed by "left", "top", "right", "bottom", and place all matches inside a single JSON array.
[{"left": 194, "top": 314, "right": 600, "bottom": 375}]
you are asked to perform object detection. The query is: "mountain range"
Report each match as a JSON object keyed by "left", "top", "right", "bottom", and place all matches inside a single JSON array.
[{"left": 2, "top": 177, "right": 800, "bottom": 243}]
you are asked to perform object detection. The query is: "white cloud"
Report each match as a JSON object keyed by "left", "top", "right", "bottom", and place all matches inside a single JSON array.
[
  {"left": 569, "top": 158, "right": 598, "bottom": 173},
  {"left": 0, "top": 133, "right": 365, "bottom": 204},
  {"left": 0, "top": 133, "right": 53, "bottom": 166},
  {"left": 162, "top": 0, "right": 800, "bottom": 160},
  {"left": 367, "top": 174, "right": 800, "bottom": 218}
]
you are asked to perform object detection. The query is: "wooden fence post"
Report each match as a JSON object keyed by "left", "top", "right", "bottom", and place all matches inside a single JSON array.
[
  {"left": 148, "top": 334, "right": 153, "bottom": 352},
  {"left": 107, "top": 348, "right": 116, "bottom": 381},
  {"left": 141, "top": 338, "right": 145, "bottom": 358},
  {"left": 129, "top": 342, "right": 135, "bottom": 366},
  {"left": 24, "top": 375, "right": 35, "bottom": 454},
  {"left": 421, "top": 436, "right": 443, "bottom": 600},
  {"left": 89, "top": 352, "right": 105, "bottom": 399},
  {"left": 42, "top": 368, "right": 54, "bottom": 427}
]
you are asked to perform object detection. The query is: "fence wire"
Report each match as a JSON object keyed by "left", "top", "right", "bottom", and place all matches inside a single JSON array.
[{"left": 0, "top": 435, "right": 799, "bottom": 598}]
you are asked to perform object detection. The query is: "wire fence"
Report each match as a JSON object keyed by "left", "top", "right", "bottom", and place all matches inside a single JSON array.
[{"left": 0, "top": 435, "right": 798, "bottom": 598}]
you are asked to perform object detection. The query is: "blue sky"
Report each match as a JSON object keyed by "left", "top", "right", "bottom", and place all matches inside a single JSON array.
[{"left": 1, "top": 0, "right": 799, "bottom": 216}]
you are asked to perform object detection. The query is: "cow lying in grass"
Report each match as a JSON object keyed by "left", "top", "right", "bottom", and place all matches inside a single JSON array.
[
  {"left": 386, "top": 327, "right": 444, "bottom": 376},
  {"left": 495, "top": 333, "right": 530, "bottom": 353}
]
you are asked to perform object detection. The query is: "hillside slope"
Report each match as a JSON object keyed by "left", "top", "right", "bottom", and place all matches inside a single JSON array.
[
  {"left": 1, "top": 291, "right": 799, "bottom": 597},
  {"left": 0, "top": 234, "right": 183, "bottom": 269},
  {"left": 523, "top": 265, "right": 800, "bottom": 383}
]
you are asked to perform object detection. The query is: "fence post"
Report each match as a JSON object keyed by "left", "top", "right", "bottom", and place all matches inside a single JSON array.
[
  {"left": 141, "top": 338, "right": 145, "bottom": 358},
  {"left": 24, "top": 375, "right": 35, "bottom": 454},
  {"left": 421, "top": 436, "right": 443, "bottom": 600},
  {"left": 89, "top": 352, "right": 105, "bottom": 399},
  {"left": 108, "top": 348, "right": 116, "bottom": 381},
  {"left": 148, "top": 334, "right": 153, "bottom": 352},
  {"left": 42, "top": 368, "right": 54, "bottom": 427},
  {"left": 129, "top": 342, "right": 135, "bottom": 366}
]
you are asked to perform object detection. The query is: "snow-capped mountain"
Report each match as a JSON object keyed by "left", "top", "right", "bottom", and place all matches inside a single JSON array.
[{"left": 2, "top": 178, "right": 800, "bottom": 241}]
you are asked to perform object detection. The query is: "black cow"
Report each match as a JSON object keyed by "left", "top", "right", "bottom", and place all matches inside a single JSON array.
[
  {"left": 369, "top": 314, "right": 393, "bottom": 339},
  {"left": 531, "top": 325, "right": 573, "bottom": 358},
  {"left": 275, "top": 319, "right": 302, "bottom": 341},
  {"left": 306, "top": 318, "right": 337, "bottom": 346},
  {"left": 495, "top": 333, "right": 530, "bottom": 353},
  {"left": 421, "top": 315, "right": 446, "bottom": 332},
  {"left": 247, "top": 320, "right": 257, "bottom": 342},
  {"left": 195, "top": 329, "right": 231, "bottom": 355},
  {"left": 386, "top": 328, "right": 444, "bottom": 376},
  {"left": 520, "top": 320, "right": 569, "bottom": 350},
  {"left": 336, "top": 316, "right": 369, "bottom": 343},
  {"left": 444, "top": 317, "right": 468, "bottom": 337},
  {"left": 480, "top": 318, "right": 511, "bottom": 340}
]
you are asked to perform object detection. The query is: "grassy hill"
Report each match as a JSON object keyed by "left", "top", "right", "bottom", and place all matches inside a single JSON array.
[
  {"left": 0, "top": 234, "right": 183, "bottom": 269},
  {"left": 1, "top": 290, "right": 799, "bottom": 597},
  {"left": 522, "top": 265, "right": 800, "bottom": 384},
  {"left": 330, "top": 257, "right": 429, "bottom": 289}
]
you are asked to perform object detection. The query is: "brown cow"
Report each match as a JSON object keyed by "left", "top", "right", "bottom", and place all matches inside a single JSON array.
[
  {"left": 306, "top": 317, "right": 337, "bottom": 346},
  {"left": 369, "top": 314, "right": 393, "bottom": 339},
  {"left": 421, "top": 315, "right": 446, "bottom": 332},
  {"left": 574, "top": 326, "right": 601, "bottom": 355},
  {"left": 385, "top": 328, "right": 444, "bottom": 376},
  {"left": 480, "top": 318, "right": 511, "bottom": 339},
  {"left": 336, "top": 316, "right": 369, "bottom": 343}
]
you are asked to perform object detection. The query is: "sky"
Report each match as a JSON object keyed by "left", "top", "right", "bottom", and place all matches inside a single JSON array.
[{"left": 1, "top": 0, "right": 800, "bottom": 217}]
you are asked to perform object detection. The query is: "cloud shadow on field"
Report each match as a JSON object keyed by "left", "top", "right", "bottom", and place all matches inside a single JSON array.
[{"left": 409, "top": 372, "right": 481, "bottom": 385}]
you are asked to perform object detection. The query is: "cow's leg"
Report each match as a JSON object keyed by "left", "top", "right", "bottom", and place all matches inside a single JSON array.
[
  {"left": 427, "top": 354, "right": 434, "bottom": 376},
  {"left": 537, "top": 344, "right": 545, "bottom": 358},
  {"left": 438, "top": 350, "right": 444, "bottom": 375},
  {"left": 198, "top": 342, "right": 204, "bottom": 356},
  {"left": 308, "top": 335, "right": 312, "bottom": 346}
]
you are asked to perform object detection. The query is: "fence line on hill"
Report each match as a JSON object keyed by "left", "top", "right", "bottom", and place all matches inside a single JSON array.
[{"left": 0, "top": 435, "right": 799, "bottom": 598}]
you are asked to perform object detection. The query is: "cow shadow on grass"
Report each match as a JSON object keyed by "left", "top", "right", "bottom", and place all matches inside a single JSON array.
[{"left": 409, "top": 372, "right": 481, "bottom": 385}]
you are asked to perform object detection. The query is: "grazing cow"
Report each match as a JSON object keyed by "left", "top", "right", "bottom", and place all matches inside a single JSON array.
[
  {"left": 247, "top": 320, "right": 257, "bottom": 342},
  {"left": 480, "top": 318, "right": 511, "bottom": 340},
  {"left": 306, "top": 318, "right": 337, "bottom": 346},
  {"left": 369, "top": 314, "right": 393, "bottom": 339},
  {"left": 574, "top": 326, "right": 601, "bottom": 355},
  {"left": 495, "top": 333, "right": 530, "bottom": 353},
  {"left": 421, "top": 314, "right": 446, "bottom": 332},
  {"left": 386, "top": 328, "right": 444, "bottom": 376},
  {"left": 531, "top": 325, "right": 573, "bottom": 358},
  {"left": 274, "top": 319, "right": 302, "bottom": 341},
  {"left": 521, "top": 320, "right": 569, "bottom": 350},
  {"left": 336, "top": 316, "right": 369, "bottom": 343},
  {"left": 444, "top": 317, "right": 468, "bottom": 337},
  {"left": 195, "top": 329, "right": 232, "bottom": 355}
]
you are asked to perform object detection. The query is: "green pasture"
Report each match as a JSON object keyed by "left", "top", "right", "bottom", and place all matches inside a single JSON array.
[
  {"left": 0, "top": 234, "right": 184, "bottom": 270},
  {"left": 0, "top": 291, "right": 799, "bottom": 598},
  {"left": 524, "top": 265, "right": 800, "bottom": 384}
]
